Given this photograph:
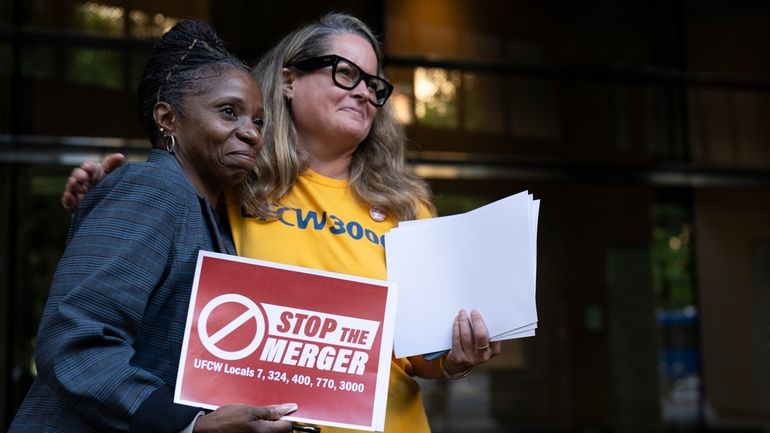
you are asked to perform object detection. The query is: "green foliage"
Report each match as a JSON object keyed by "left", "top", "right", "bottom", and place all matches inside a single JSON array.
[
  {"left": 434, "top": 194, "right": 489, "bottom": 216},
  {"left": 414, "top": 67, "right": 461, "bottom": 129},
  {"left": 72, "top": 2, "right": 125, "bottom": 36},
  {"left": 67, "top": 47, "right": 123, "bottom": 90},
  {"left": 652, "top": 204, "right": 694, "bottom": 309}
]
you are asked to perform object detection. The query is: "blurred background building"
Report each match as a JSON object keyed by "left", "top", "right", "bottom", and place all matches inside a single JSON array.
[{"left": 1, "top": 0, "right": 769, "bottom": 431}]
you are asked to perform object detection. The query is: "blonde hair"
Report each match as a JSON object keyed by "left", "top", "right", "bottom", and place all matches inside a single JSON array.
[{"left": 238, "top": 13, "right": 434, "bottom": 221}]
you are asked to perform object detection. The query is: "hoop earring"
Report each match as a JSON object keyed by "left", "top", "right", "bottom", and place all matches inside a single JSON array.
[{"left": 166, "top": 134, "right": 176, "bottom": 153}]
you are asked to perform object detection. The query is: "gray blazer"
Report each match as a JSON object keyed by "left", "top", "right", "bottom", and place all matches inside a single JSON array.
[{"left": 9, "top": 149, "right": 237, "bottom": 433}]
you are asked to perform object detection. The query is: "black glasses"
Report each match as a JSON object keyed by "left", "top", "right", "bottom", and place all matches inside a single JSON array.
[{"left": 288, "top": 54, "right": 394, "bottom": 107}]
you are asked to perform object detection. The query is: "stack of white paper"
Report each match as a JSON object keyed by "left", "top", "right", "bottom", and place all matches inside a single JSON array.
[{"left": 385, "top": 190, "right": 539, "bottom": 358}]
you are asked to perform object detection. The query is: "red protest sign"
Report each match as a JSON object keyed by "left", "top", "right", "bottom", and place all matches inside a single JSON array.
[{"left": 174, "top": 251, "right": 396, "bottom": 431}]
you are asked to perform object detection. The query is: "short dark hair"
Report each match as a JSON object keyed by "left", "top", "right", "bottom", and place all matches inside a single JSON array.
[{"left": 136, "top": 19, "right": 249, "bottom": 143}]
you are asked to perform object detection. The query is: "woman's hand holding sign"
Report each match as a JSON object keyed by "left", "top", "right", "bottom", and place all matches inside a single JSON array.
[{"left": 193, "top": 403, "right": 296, "bottom": 433}]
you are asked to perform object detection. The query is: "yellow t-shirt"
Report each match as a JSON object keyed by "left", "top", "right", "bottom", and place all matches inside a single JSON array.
[{"left": 227, "top": 169, "right": 432, "bottom": 433}]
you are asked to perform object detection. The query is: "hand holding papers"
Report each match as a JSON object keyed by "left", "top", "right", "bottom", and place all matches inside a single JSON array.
[{"left": 385, "top": 191, "right": 539, "bottom": 358}]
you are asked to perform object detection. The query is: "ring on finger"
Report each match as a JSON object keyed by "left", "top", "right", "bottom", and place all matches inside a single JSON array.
[{"left": 475, "top": 343, "right": 489, "bottom": 351}]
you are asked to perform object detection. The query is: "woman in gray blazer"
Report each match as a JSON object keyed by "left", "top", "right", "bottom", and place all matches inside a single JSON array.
[{"left": 8, "top": 19, "right": 294, "bottom": 433}]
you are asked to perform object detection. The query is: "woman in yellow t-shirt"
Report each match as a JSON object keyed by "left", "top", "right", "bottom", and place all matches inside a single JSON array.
[
  {"left": 62, "top": 13, "right": 501, "bottom": 433},
  {"left": 233, "top": 14, "right": 501, "bottom": 432}
]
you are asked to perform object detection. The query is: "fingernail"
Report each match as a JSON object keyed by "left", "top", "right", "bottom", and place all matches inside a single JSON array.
[{"left": 278, "top": 403, "right": 298, "bottom": 415}]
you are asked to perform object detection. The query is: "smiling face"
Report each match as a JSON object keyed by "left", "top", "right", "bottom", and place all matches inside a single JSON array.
[
  {"left": 166, "top": 66, "right": 263, "bottom": 203},
  {"left": 284, "top": 33, "right": 380, "bottom": 163}
]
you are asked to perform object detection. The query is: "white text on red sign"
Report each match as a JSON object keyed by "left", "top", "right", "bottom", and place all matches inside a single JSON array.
[{"left": 259, "top": 304, "right": 381, "bottom": 375}]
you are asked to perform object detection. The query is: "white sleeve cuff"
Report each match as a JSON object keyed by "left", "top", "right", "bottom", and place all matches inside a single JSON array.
[{"left": 178, "top": 411, "right": 206, "bottom": 433}]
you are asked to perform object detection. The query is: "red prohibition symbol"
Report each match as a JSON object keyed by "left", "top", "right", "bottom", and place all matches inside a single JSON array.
[{"left": 197, "top": 294, "right": 266, "bottom": 361}]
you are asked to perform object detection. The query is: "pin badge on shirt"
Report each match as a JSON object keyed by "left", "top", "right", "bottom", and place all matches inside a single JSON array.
[{"left": 369, "top": 206, "right": 386, "bottom": 222}]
